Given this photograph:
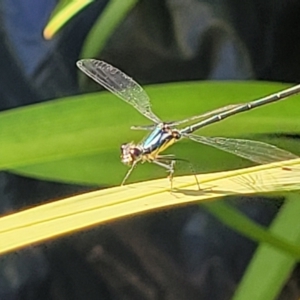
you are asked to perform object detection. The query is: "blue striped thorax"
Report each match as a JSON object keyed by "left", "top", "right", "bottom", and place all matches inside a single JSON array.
[{"left": 120, "top": 124, "right": 181, "bottom": 166}]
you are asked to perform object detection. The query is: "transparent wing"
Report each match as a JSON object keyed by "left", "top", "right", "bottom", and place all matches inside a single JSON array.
[
  {"left": 77, "top": 59, "right": 162, "bottom": 124},
  {"left": 169, "top": 104, "right": 241, "bottom": 126},
  {"left": 130, "top": 104, "right": 243, "bottom": 131},
  {"left": 131, "top": 124, "right": 157, "bottom": 131},
  {"left": 186, "top": 135, "right": 298, "bottom": 164}
]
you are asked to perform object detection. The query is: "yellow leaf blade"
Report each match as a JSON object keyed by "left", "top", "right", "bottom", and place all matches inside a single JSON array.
[
  {"left": 1, "top": 158, "right": 300, "bottom": 255},
  {"left": 43, "top": 0, "right": 94, "bottom": 39}
]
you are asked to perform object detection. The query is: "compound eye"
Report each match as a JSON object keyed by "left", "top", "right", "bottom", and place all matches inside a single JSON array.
[{"left": 132, "top": 148, "right": 141, "bottom": 156}]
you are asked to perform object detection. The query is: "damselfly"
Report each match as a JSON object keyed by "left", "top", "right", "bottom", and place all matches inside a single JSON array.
[{"left": 77, "top": 59, "right": 299, "bottom": 186}]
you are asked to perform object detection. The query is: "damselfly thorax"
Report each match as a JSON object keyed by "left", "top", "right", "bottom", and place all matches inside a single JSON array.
[{"left": 120, "top": 123, "right": 182, "bottom": 184}]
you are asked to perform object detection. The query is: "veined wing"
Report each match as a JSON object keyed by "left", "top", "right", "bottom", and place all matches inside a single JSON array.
[
  {"left": 77, "top": 59, "right": 162, "bottom": 124},
  {"left": 186, "top": 134, "right": 298, "bottom": 164},
  {"left": 130, "top": 104, "right": 242, "bottom": 131},
  {"left": 169, "top": 104, "right": 241, "bottom": 126},
  {"left": 131, "top": 124, "right": 157, "bottom": 131}
]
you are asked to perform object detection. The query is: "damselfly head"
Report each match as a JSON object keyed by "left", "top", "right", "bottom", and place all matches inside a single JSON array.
[{"left": 120, "top": 142, "right": 142, "bottom": 165}]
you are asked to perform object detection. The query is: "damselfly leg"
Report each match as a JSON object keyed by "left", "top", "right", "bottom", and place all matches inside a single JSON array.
[{"left": 152, "top": 158, "right": 176, "bottom": 190}]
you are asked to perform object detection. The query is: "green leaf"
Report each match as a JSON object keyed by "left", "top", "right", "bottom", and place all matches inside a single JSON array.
[
  {"left": 44, "top": 0, "right": 139, "bottom": 64},
  {"left": 233, "top": 193, "right": 300, "bottom": 300},
  {"left": 204, "top": 200, "right": 300, "bottom": 260},
  {"left": 0, "top": 81, "right": 298, "bottom": 185},
  {"left": 79, "top": 0, "right": 139, "bottom": 59}
]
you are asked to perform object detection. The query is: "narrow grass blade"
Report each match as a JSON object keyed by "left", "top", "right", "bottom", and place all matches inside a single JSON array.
[
  {"left": 233, "top": 192, "right": 300, "bottom": 300},
  {"left": 79, "top": 0, "right": 138, "bottom": 60}
]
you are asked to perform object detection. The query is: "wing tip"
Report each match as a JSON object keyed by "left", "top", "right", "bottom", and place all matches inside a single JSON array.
[
  {"left": 76, "top": 60, "right": 83, "bottom": 68},
  {"left": 76, "top": 58, "right": 100, "bottom": 69}
]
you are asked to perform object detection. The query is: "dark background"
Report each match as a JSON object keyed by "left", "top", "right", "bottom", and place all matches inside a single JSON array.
[{"left": 0, "top": 1, "right": 299, "bottom": 299}]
